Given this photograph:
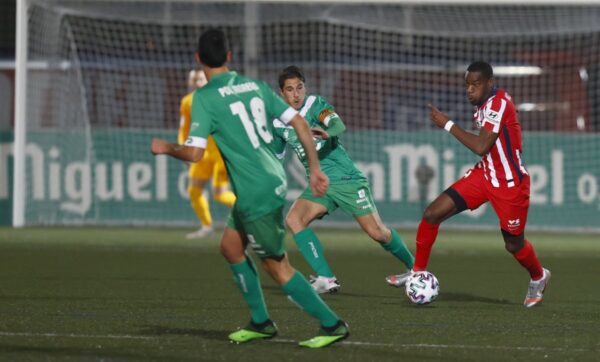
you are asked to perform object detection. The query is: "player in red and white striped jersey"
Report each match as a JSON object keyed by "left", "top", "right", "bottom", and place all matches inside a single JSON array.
[{"left": 400, "top": 61, "right": 550, "bottom": 307}]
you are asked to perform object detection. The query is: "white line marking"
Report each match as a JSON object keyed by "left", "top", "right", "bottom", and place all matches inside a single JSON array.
[
  {"left": 0, "top": 332, "right": 156, "bottom": 340},
  {"left": 268, "top": 338, "right": 591, "bottom": 352},
  {"left": 0, "top": 332, "right": 592, "bottom": 353}
]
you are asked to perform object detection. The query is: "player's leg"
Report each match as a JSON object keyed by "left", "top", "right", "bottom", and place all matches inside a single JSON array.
[
  {"left": 413, "top": 192, "right": 457, "bottom": 272},
  {"left": 220, "top": 222, "right": 276, "bottom": 343},
  {"left": 489, "top": 177, "right": 549, "bottom": 307},
  {"left": 354, "top": 211, "right": 414, "bottom": 287},
  {"left": 414, "top": 168, "right": 488, "bottom": 271},
  {"left": 501, "top": 230, "right": 549, "bottom": 305},
  {"left": 244, "top": 207, "right": 349, "bottom": 347},
  {"left": 186, "top": 161, "right": 214, "bottom": 239},
  {"left": 286, "top": 193, "right": 340, "bottom": 293},
  {"left": 327, "top": 180, "right": 414, "bottom": 285},
  {"left": 211, "top": 156, "right": 236, "bottom": 208}
]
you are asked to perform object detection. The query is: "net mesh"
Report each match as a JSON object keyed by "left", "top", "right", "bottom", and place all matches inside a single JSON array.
[{"left": 19, "top": 1, "right": 600, "bottom": 230}]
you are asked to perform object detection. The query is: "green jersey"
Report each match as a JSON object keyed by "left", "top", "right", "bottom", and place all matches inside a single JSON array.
[
  {"left": 272, "top": 94, "right": 365, "bottom": 184},
  {"left": 187, "top": 71, "right": 298, "bottom": 221}
]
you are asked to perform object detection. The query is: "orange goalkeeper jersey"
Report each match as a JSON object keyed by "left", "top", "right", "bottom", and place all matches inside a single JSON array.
[{"left": 178, "top": 92, "right": 219, "bottom": 155}]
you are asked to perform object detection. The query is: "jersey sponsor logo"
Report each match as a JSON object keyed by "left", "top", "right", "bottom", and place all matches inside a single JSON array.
[
  {"left": 356, "top": 189, "right": 369, "bottom": 205},
  {"left": 507, "top": 218, "right": 521, "bottom": 231},
  {"left": 218, "top": 82, "right": 259, "bottom": 97},
  {"left": 485, "top": 109, "right": 501, "bottom": 124}
]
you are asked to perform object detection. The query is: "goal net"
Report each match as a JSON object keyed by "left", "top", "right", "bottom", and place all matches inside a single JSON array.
[{"left": 11, "top": 0, "right": 600, "bottom": 231}]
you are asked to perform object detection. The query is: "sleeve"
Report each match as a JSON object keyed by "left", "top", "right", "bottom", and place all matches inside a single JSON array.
[
  {"left": 177, "top": 95, "right": 191, "bottom": 145},
  {"left": 261, "top": 81, "right": 298, "bottom": 124},
  {"left": 185, "top": 92, "right": 211, "bottom": 149},
  {"left": 482, "top": 97, "right": 507, "bottom": 134},
  {"left": 271, "top": 119, "right": 287, "bottom": 160},
  {"left": 315, "top": 96, "right": 346, "bottom": 137},
  {"left": 315, "top": 97, "right": 343, "bottom": 127}
]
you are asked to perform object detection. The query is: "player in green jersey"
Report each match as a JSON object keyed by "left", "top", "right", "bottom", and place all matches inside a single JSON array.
[
  {"left": 272, "top": 66, "right": 415, "bottom": 293},
  {"left": 150, "top": 30, "right": 348, "bottom": 348}
]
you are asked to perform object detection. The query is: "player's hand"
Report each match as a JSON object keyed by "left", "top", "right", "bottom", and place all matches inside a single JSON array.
[
  {"left": 311, "top": 127, "right": 330, "bottom": 140},
  {"left": 151, "top": 138, "right": 171, "bottom": 155},
  {"left": 310, "top": 169, "right": 329, "bottom": 197},
  {"left": 428, "top": 104, "right": 450, "bottom": 129}
]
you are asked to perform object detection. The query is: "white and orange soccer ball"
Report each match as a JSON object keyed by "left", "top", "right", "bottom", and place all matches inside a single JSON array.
[{"left": 405, "top": 271, "right": 440, "bottom": 305}]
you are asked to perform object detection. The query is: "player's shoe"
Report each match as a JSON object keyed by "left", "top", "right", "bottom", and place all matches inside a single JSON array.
[
  {"left": 185, "top": 226, "right": 214, "bottom": 239},
  {"left": 524, "top": 268, "right": 551, "bottom": 308},
  {"left": 299, "top": 320, "right": 350, "bottom": 348},
  {"left": 228, "top": 319, "right": 278, "bottom": 344},
  {"left": 385, "top": 270, "right": 413, "bottom": 288},
  {"left": 309, "top": 275, "right": 341, "bottom": 294}
]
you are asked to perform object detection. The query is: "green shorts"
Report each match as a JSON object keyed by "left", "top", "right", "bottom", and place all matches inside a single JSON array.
[
  {"left": 226, "top": 207, "right": 286, "bottom": 259},
  {"left": 300, "top": 180, "right": 376, "bottom": 217}
]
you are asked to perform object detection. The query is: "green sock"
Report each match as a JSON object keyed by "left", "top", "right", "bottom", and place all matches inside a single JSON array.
[
  {"left": 382, "top": 229, "right": 415, "bottom": 269},
  {"left": 282, "top": 272, "right": 339, "bottom": 328},
  {"left": 229, "top": 257, "right": 269, "bottom": 325},
  {"left": 293, "top": 228, "right": 335, "bottom": 278}
]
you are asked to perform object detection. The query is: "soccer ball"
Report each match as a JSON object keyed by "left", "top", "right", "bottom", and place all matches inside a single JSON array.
[{"left": 405, "top": 271, "right": 439, "bottom": 305}]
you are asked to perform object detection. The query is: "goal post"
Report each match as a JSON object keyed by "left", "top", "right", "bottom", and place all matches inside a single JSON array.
[
  {"left": 11, "top": 0, "right": 600, "bottom": 231},
  {"left": 13, "top": 0, "right": 29, "bottom": 227}
]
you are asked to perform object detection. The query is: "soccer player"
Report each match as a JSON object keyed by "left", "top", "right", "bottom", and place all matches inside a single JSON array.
[
  {"left": 272, "top": 66, "right": 415, "bottom": 294},
  {"left": 178, "top": 69, "right": 236, "bottom": 239},
  {"left": 151, "top": 29, "right": 349, "bottom": 348},
  {"left": 396, "top": 61, "right": 550, "bottom": 307}
]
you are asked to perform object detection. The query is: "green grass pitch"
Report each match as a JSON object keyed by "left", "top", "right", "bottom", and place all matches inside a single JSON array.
[{"left": 0, "top": 227, "right": 598, "bottom": 361}]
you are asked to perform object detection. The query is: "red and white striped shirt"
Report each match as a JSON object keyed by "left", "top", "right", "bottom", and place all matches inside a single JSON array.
[{"left": 474, "top": 88, "right": 528, "bottom": 188}]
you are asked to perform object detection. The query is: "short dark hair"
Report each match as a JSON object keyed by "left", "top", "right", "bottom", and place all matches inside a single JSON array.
[
  {"left": 278, "top": 65, "right": 305, "bottom": 90},
  {"left": 467, "top": 61, "right": 494, "bottom": 80},
  {"left": 197, "top": 29, "right": 229, "bottom": 67}
]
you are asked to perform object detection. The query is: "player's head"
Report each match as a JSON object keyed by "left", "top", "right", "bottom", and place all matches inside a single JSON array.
[
  {"left": 465, "top": 61, "right": 494, "bottom": 106},
  {"left": 187, "top": 69, "right": 207, "bottom": 92},
  {"left": 278, "top": 65, "right": 306, "bottom": 110},
  {"left": 195, "top": 29, "right": 231, "bottom": 68}
]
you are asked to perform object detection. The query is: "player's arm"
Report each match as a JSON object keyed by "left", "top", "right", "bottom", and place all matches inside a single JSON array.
[
  {"left": 289, "top": 114, "right": 329, "bottom": 196},
  {"left": 263, "top": 81, "right": 328, "bottom": 196},
  {"left": 428, "top": 104, "right": 498, "bottom": 156},
  {"left": 151, "top": 138, "right": 205, "bottom": 162},
  {"left": 152, "top": 92, "right": 211, "bottom": 162},
  {"left": 311, "top": 104, "right": 346, "bottom": 140}
]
